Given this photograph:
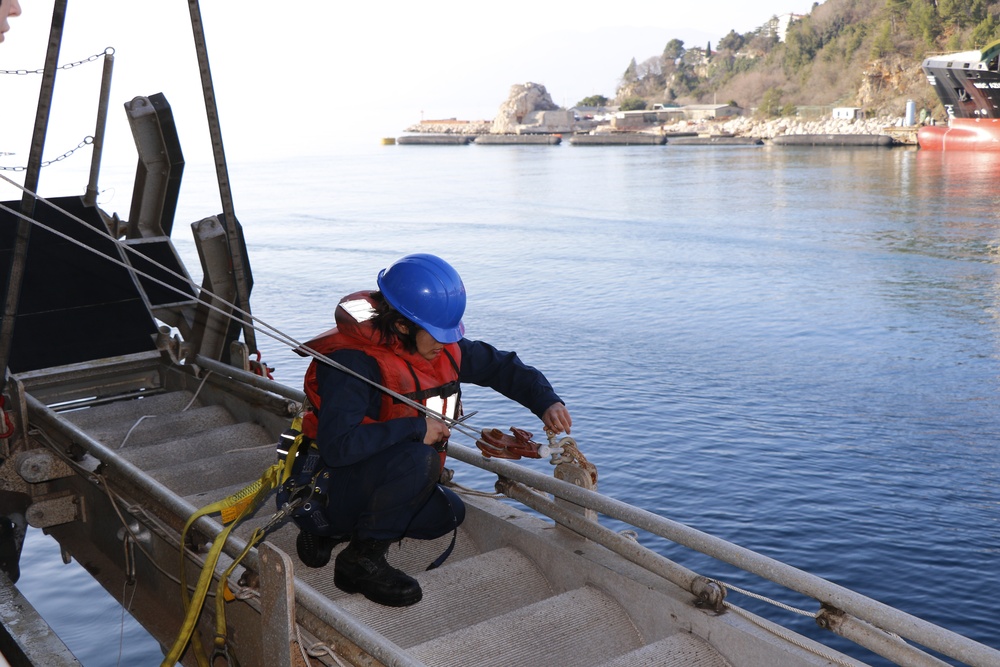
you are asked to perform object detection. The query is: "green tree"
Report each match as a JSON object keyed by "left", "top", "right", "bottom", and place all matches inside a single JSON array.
[
  {"left": 886, "top": 0, "right": 909, "bottom": 32},
  {"left": 871, "top": 21, "right": 894, "bottom": 58},
  {"left": 907, "top": 0, "right": 941, "bottom": 46},
  {"left": 662, "top": 39, "right": 685, "bottom": 61},
  {"left": 939, "top": 0, "right": 967, "bottom": 29},
  {"left": 619, "top": 97, "right": 648, "bottom": 111},
  {"left": 784, "top": 18, "right": 822, "bottom": 71},
  {"left": 940, "top": 0, "right": 989, "bottom": 30},
  {"left": 970, "top": 14, "right": 1000, "bottom": 47},
  {"left": 758, "top": 87, "right": 784, "bottom": 118},
  {"left": 842, "top": 24, "right": 866, "bottom": 59},
  {"left": 623, "top": 57, "right": 639, "bottom": 83},
  {"left": 577, "top": 95, "right": 610, "bottom": 107},
  {"left": 718, "top": 30, "right": 744, "bottom": 52}
]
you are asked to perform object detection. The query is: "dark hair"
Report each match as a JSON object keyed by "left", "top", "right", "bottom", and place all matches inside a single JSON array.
[{"left": 369, "top": 290, "right": 420, "bottom": 353}]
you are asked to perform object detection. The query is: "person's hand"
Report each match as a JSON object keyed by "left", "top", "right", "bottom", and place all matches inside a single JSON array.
[
  {"left": 542, "top": 403, "right": 572, "bottom": 435},
  {"left": 424, "top": 417, "right": 451, "bottom": 445}
]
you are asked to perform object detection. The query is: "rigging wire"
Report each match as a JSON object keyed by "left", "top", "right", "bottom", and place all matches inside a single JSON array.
[{"left": 0, "top": 173, "right": 482, "bottom": 439}]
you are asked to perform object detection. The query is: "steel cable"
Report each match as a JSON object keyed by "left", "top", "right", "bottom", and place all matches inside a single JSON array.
[{"left": 0, "top": 173, "right": 482, "bottom": 440}]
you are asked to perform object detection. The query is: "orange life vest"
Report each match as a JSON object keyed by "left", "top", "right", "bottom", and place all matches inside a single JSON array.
[{"left": 299, "top": 291, "right": 462, "bottom": 444}]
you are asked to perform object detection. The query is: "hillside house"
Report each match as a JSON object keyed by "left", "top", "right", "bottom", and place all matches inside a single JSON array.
[{"left": 832, "top": 107, "right": 863, "bottom": 120}]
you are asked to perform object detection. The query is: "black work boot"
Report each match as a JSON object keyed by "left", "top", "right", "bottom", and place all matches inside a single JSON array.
[
  {"left": 334, "top": 538, "right": 422, "bottom": 607},
  {"left": 296, "top": 530, "right": 343, "bottom": 568}
]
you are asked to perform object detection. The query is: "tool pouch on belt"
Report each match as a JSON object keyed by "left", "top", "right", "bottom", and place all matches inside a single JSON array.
[{"left": 276, "top": 422, "right": 334, "bottom": 536}]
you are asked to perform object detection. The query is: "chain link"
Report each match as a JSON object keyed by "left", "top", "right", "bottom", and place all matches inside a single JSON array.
[
  {"left": 1, "top": 48, "right": 111, "bottom": 172},
  {"left": 0, "top": 47, "right": 114, "bottom": 75},
  {"left": 0, "top": 136, "right": 94, "bottom": 171}
]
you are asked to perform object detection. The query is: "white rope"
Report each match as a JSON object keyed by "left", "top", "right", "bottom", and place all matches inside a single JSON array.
[
  {"left": 182, "top": 371, "right": 212, "bottom": 411},
  {"left": 292, "top": 623, "right": 350, "bottom": 667},
  {"left": 305, "top": 641, "right": 350, "bottom": 667},
  {"left": 707, "top": 578, "right": 860, "bottom": 667},
  {"left": 117, "top": 371, "right": 212, "bottom": 448},
  {"left": 118, "top": 415, "right": 154, "bottom": 449},
  {"left": 710, "top": 578, "right": 815, "bottom": 617},
  {"left": 115, "top": 574, "right": 138, "bottom": 667},
  {"left": 451, "top": 482, "right": 505, "bottom": 499},
  {"left": 722, "top": 601, "right": 858, "bottom": 667},
  {"left": 224, "top": 443, "right": 278, "bottom": 454}
]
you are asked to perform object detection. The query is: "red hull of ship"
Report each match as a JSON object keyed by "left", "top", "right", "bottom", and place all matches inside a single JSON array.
[{"left": 918, "top": 118, "right": 1000, "bottom": 151}]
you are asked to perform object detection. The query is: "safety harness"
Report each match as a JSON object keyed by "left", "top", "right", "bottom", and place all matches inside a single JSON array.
[{"left": 161, "top": 423, "right": 308, "bottom": 667}]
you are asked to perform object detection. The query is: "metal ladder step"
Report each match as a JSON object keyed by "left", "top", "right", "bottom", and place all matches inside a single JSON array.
[
  {"left": 69, "top": 404, "right": 235, "bottom": 450},
  {"left": 120, "top": 422, "right": 272, "bottom": 470},
  {"left": 408, "top": 586, "right": 644, "bottom": 667},
  {"left": 61, "top": 390, "right": 201, "bottom": 429},
  {"left": 148, "top": 445, "right": 274, "bottom": 497},
  {"left": 596, "top": 633, "right": 733, "bottom": 667},
  {"left": 334, "top": 546, "right": 554, "bottom": 649},
  {"left": 288, "top": 529, "right": 482, "bottom": 602}
]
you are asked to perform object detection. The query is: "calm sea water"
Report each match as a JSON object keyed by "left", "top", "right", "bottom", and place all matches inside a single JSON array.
[{"left": 14, "top": 143, "right": 1000, "bottom": 666}]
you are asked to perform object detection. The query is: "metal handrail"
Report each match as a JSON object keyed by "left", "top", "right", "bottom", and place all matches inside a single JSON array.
[
  {"left": 175, "top": 358, "right": 998, "bottom": 665},
  {"left": 22, "top": 365, "right": 998, "bottom": 666},
  {"left": 22, "top": 391, "right": 424, "bottom": 667},
  {"left": 446, "top": 442, "right": 1000, "bottom": 667}
]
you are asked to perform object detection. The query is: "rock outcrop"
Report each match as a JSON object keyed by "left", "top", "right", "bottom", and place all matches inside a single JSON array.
[{"left": 490, "top": 82, "right": 560, "bottom": 134}]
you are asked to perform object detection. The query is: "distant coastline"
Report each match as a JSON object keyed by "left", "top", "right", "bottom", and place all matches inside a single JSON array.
[{"left": 403, "top": 114, "right": 915, "bottom": 143}]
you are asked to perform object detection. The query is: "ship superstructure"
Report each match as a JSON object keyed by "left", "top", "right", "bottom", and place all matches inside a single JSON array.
[{"left": 918, "top": 39, "right": 1000, "bottom": 149}]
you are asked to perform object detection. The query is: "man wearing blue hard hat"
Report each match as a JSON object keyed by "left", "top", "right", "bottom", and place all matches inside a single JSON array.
[{"left": 287, "top": 253, "right": 571, "bottom": 607}]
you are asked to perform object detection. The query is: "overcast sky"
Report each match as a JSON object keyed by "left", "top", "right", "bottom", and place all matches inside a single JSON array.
[{"left": 2, "top": 1, "right": 820, "bottom": 171}]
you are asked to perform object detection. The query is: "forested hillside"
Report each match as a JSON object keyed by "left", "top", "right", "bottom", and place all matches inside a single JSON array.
[{"left": 600, "top": 0, "right": 1000, "bottom": 118}]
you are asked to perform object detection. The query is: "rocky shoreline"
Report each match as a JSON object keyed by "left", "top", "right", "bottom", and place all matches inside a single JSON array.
[
  {"left": 712, "top": 115, "right": 908, "bottom": 139},
  {"left": 403, "top": 84, "right": 921, "bottom": 141},
  {"left": 406, "top": 115, "right": 911, "bottom": 139},
  {"left": 404, "top": 120, "right": 493, "bottom": 135}
]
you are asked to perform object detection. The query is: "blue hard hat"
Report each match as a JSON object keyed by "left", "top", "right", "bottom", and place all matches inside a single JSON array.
[{"left": 377, "top": 254, "right": 466, "bottom": 343}]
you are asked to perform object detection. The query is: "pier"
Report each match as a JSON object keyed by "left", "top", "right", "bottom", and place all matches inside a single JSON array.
[
  {"left": 771, "top": 134, "right": 895, "bottom": 146},
  {"left": 668, "top": 136, "right": 764, "bottom": 146},
  {"left": 396, "top": 134, "right": 474, "bottom": 145},
  {"left": 569, "top": 134, "right": 665, "bottom": 146},
  {"left": 474, "top": 135, "right": 562, "bottom": 145}
]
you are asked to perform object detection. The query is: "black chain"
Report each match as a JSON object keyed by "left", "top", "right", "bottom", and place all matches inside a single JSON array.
[
  {"left": 0, "top": 136, "right": 93, "bottom": 171},
  {"left": 0, "top": 47, "right": 114, "bottom": 75}
]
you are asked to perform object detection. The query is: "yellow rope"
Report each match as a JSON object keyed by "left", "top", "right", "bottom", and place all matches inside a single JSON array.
[{"left": 160, "top": 433, "right": 305, "bottom": 667}]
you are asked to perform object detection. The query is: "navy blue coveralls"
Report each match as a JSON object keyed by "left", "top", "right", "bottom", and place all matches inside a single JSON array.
[{"left": 311, "top": 338, "right": 563, "bottom": 542}]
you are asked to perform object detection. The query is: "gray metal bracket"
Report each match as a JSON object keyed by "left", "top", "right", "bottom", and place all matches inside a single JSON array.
[{"left": 258, "top": 541, "right": 303, "bottom": 667}]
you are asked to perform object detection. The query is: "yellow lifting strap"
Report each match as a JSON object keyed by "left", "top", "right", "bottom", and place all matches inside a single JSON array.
[{"left": 160, "top": 431, "right": 306, "bottom": 667}]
